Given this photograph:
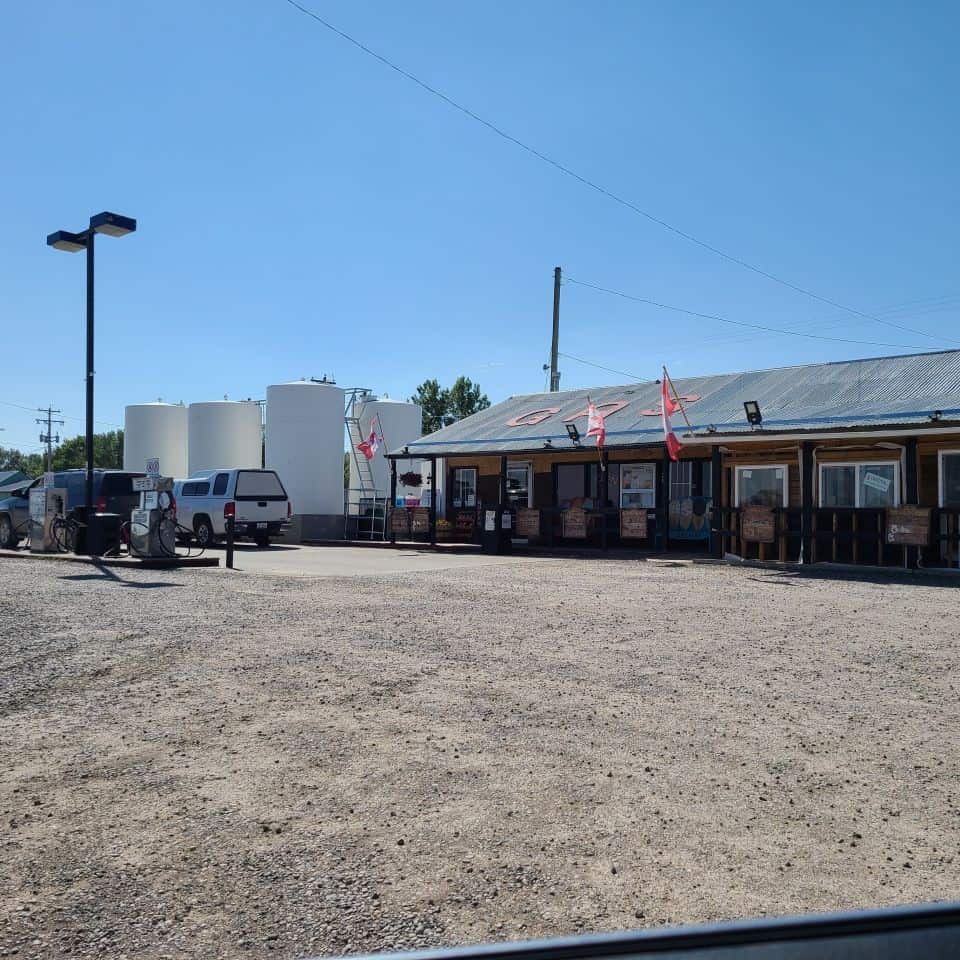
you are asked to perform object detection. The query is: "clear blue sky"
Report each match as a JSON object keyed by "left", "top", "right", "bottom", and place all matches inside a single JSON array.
[{"left": 1, "top": 0, "right": 958, "bottom": 453}]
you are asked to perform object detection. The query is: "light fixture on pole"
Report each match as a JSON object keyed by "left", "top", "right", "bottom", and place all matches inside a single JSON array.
[{"left": 46, "top": 211, "right": 136, "bottom": 554}]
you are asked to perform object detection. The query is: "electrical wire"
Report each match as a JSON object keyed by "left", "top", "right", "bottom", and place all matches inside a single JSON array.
[
  {"left": 0, "top": 397, "right": 121, "bottom": 429},
  {"left": 565, "top": 276, "right": 949, "bottom": 351},
  {"left": 282, "top": 0, "right": 957, "bottom": 347},
  {"left": 557, "top": 352, "right": 654, "bottom": 383}
]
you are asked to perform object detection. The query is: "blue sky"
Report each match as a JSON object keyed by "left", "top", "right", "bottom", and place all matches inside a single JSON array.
[{"left": 1, "top": 0, "right": 958, "bottom": 453}]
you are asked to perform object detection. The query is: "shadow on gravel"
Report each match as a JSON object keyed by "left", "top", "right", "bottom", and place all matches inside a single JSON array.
[
  {"left": 756, "top": 566, "right": 960, "bottom": 590},
  {"left": 59, "top": 565, "right": 182, "bottom": 590}
]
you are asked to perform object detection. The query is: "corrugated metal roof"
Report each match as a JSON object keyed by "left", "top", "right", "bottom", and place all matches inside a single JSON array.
[{"left": 392, "top": 349, "right": 960, "bottom": 457}]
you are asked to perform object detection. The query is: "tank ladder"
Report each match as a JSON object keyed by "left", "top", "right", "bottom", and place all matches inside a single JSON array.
[{"left": 344, "top": 388, "right": 387, "bottom": 541}]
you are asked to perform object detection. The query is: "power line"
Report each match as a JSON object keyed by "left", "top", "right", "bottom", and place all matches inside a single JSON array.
[
  {"left": 565, "top": 277, "right": 948, "bottom": 351},
  {"left": 557, "top": 352, "right": 654, "bottom": 383},
  {"left": 0, "top": 398, "right": 120, "bottom": 429},
  {"left": 282, "top": 0, "right": 957, "bottom": 348}
]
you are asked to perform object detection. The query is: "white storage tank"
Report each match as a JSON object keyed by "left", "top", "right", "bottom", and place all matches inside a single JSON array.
[
  {"left": 188, "top": 401, "right": 262, "bottom": 475},
  {"left": 349, "top": 396, "right": 423, "bottom": 501},
  {"left": 123, "top": 402, "right": 189, "bottom": 478},
  {"left": 265, "top": 380, "right": 345, "bottom": 540}
]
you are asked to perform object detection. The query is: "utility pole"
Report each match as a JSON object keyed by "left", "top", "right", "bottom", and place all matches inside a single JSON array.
[
  {"left": 549, "top": 266, "right": 561, "bottom": 392},
  {"left": 36, "top": 406, "right": 64, "bottom": 471}
]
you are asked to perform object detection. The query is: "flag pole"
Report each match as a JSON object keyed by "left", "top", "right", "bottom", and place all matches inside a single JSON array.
[{"left": 663, "top": 367, "right": 694, "bottom": 436}]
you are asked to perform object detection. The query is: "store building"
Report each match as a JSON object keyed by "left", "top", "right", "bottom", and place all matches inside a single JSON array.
[{"left": 386, "top": 349, "right": 960, "bottom": 568}]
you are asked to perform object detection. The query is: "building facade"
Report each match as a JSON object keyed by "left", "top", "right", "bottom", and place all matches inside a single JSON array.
[{"left": 387, "top": 350, "right": 960, "bottom": 569}]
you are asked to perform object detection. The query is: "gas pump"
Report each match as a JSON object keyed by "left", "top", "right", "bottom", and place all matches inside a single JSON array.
[
  {"left": 129, "top": 476, "right": 177, "bottom": 558},
  {"left": 30, "top": 486, "right": 67, "bottom": 553}
]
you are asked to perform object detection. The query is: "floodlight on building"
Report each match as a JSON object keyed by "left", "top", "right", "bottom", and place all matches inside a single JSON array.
[
  {"left": 566, "top": 423, "right": 581, "bottom": 445},
  {"left": 743, "top": 401, "right": 763, "bottom": 427},
  {"left": 930, "top": 410, "right": 943, "bottom": 422}
]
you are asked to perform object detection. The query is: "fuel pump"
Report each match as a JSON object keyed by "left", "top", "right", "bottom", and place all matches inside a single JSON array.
[
  {"left": 129, "top": 476, "right": 177, "bottom": 558},
  {"left": 30, "top": 486, "right": 67, "bottom": 553}
]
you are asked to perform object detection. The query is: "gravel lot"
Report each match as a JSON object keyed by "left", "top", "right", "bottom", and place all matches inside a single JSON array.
[{"left": 2, "top": 553, "right": 959, "bottom": 959}]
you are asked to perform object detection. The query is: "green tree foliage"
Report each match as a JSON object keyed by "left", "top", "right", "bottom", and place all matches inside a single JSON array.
[
  {"left": 0, "top": 447, "right": 44, "bottom": 476},
  {"left": 409, "top": 377, "right": 490, "bottom": 435},
  {"left": 50, "top": 430, "right": 124, "bottom": 471}
]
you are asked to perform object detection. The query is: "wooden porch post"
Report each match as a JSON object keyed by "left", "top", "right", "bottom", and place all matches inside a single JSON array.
[
  {"left": 499, "top": 456, "right": 508, "bottom": 506},
  {"left": 801, "top": 440, "right": 814, "bottom": 564},
  {"left": 711, "top": 447, "right": 723, "bottom": 559},
  {"left": 905, "top": 437, "right": 918, "bottom": 569},
  {"left": 389, "top": 459, "right": 397, "bottom": 545},
  {"left": 429, "top": 456, "right": 437, "bottom": 546},
  {"left": 658, "top": 455, "right": 670, "bottom": 551}
]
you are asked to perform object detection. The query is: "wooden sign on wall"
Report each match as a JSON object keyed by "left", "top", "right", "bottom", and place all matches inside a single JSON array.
[
  {"left": 562, "top": 507, "right": 587, "bottom": 539},
  {"left": 620, "top": 509, "right": 648, "bottom": 539},
  {"left": 517, "top": 508, "right": 541, "bottom": 538},
  {"left": 886, "top": 506, "right": 931, "bottom": 546},
  {"left": 741, "top": 505, "right": 775, "bottom": 543},
  {"left": 411, "top": 507, "right": 431, "bottom": 534},
  {"left": 390, "top": 509, "right": 410, "bottom": 536}
]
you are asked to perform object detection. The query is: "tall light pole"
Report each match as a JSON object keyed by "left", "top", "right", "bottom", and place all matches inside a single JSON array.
[{"left": 47, "top": 212, "right": 136, "bottom": 552}]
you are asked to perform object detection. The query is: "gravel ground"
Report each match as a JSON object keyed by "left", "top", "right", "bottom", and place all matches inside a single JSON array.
[{"left": 1, "top": 554, "right": 959, "bottom": 959}]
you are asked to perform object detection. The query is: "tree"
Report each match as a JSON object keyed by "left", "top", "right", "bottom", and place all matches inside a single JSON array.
[
  {"left": 0, "top": 447, "right": 44, "bottom": 476},
  {"left": 50, "top": 430, "right": 124, "bottom": 471},
  {"left": 409, "top": 377, "right": 490, "bottom": 434}
]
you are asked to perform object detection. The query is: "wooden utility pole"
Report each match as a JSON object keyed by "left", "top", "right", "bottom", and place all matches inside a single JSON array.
[
  {"left": 549, "top": 266, "right": 561, "bottom": 392},
  {"left": 36, "top": 406, "right": 64, "bottom": 472}
]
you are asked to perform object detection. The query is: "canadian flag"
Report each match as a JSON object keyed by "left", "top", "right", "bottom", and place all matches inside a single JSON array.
[
  {"left": 585, "top": 399, "right": 606, "bottom": 449},
  {"left": 357, "top": 426, "right": 381, "bottom": 461},
  {"left": 661, "top": 368, "right": 682, "bottom": 461}
]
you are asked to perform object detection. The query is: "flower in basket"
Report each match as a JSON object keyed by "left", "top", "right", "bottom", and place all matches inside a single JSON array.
[{"left": 399, "top": 471, "right": 423, "bottom": 487}]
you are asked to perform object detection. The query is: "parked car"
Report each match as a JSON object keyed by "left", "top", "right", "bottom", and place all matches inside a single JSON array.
[
  {"left": 0, "top": 469, "right": 145, "bottom": 549},
  {"left": 0, "top": 477, "right": 42, "bottom": 548},
  {"left": 173, "top": 468, "right": 291, "bottom": 547}
]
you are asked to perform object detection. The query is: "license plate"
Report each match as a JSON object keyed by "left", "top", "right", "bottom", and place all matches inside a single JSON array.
[{"left": 256, "top": 522, "right": 267, "bottom": 529}]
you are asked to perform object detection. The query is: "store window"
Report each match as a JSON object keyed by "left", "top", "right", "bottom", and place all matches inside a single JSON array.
[
  {"left": 451, "top": 467, "right": 477, "bottom": 509},
  {"left": 736, "top": 465, "right": 788, "bottom": 508},
  {"left": 556, "top": 463, "right": 603, "bottom": 508},
  {"left": 620, "top": 463, "right": 656, "bottom": 509},
  {"left": 819, "top": 462, "right": 899, "bottom": 508},
  {"left": 670, "top": 461, "right": 693, "bottom": 500},
  {"left": 506, "top": 462, "right": 532, "bottom": 508},
  {"left": 941, "top": 452, "right": 960, "bottom": 507}
]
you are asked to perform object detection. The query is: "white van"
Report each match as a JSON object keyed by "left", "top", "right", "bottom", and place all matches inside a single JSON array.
[{"left": 173, "top": 469, "right": 291, "bottom": 547}]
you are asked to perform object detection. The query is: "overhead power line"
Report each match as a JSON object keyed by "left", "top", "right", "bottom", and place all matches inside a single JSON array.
[
  {"left": 565, "top": 277, "right": 950, "bottom": 352},
  {"left": 282, "top": 0, "right": 956, "bottom": 347},
  {"left": 0, "top": 398, "right": 121, "bottom": 430},
  {"left": 557, "top": 352, "right": 654, "bottom": 384}
]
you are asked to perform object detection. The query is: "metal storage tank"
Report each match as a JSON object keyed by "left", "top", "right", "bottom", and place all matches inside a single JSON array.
[
  {"left": 265, "top": 380, "right": 345, "bottom": 541},
  {"left": 188, "top": 401, "right": 262, "bottom": 475},
  {"left": 123, "top": 402, "right": 189, "bottom": 478},
  {"left": 349, "top": 396, "right": 423, "bottom": 502}
]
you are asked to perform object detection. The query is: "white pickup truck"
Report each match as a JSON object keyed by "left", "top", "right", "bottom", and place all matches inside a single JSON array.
[{"left": 173, "top": 469, "right": 291, "bottom": 547}]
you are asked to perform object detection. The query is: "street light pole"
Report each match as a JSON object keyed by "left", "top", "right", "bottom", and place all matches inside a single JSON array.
[
  {"left": 47, "top": 212, "right": 136, "bottom": 554},
  {"left": 85, "top": 228, "right": 95, "bottom": 521}
]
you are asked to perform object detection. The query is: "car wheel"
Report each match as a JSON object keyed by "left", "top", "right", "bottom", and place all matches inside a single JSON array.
[
  {"left": 0, "top": 514, "right": 17, "bottom": 549},
  {"left": 194, "top": 516, "right": 215, "bottom": 547},
  {"left": 254, "top": 534, "right": 270, "bottom": 548}
]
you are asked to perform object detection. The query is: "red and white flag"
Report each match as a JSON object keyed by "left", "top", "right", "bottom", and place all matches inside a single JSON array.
[
  {"left": 661, "top": 367, "right": 682, "bottom": 461},
  {"left": 357, "top": 426, "right": 381, "bottom": 460},
  {"left": 585, "top": 399, "right": 606, "bottom": 449}
]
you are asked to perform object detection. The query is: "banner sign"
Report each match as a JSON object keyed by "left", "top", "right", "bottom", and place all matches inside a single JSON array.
[
  {"left": 886, "top": 506, "right": 931, "bottom": 546},
  {"left": 669, "top": 497, "right": 712, "bottom": 540},
  {"left": 620, "top": 509, "right": 648, "bottom": 539},
  {"left": 516, "top": 508, "right": 540, "bottom": 538},
  {"left": 741, "top": 505, "right": 775, "bottom": 543},
  {"left": 562, "top": 507, "right": 587, "bottom": 539}
]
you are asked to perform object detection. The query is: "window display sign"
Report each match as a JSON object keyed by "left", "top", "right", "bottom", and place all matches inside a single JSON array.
[
  {"left": 741, "top": 505, "right": 775, "bottom": 543},
  {"left": 562, "top": 507, "right": 587, "bottom": 538},
  {"left": 669, "top": 497, "right": 712, "bottom": 540},
  {"left": 620, "top": 509, "right": 648, "bottom": 539},
  {"left": 886, "top": 506, "right": 931, "bottom": 546},
  {"left": 411, "top": 508, "right": 430, "bottom": 533},
  {"left": 620, "top": 463, "right": 656, "bottom": 509}
]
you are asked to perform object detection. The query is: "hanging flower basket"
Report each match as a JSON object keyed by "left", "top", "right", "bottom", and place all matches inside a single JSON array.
[{"left": 399, "top": 471, "right": 423, "bottom": 487}]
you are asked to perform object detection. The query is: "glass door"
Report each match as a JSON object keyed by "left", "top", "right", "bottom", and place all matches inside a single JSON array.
[{"left": 506, "top": 462, "right": 532, "bottom": 508}]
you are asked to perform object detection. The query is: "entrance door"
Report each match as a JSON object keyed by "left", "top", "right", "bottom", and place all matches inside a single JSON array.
[{"left": 506, "top": 461, "right": 532, "bottom": 508}]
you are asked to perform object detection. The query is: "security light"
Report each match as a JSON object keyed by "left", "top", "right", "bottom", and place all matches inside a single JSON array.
[
  {"left": 743, "top": 401, "right": 763, "bottom": 427},
  {"left": 930, "top": 410, "right": 943, "bottom": 422},
  {"left": 46, "top": 230, "right": 88, "bottom": 253},
  {"left": 565, "top": 423, "right": 581, "bottom": 445},
  {"left": 89, "top": 211, "right": 137, "bottom": 237}
]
